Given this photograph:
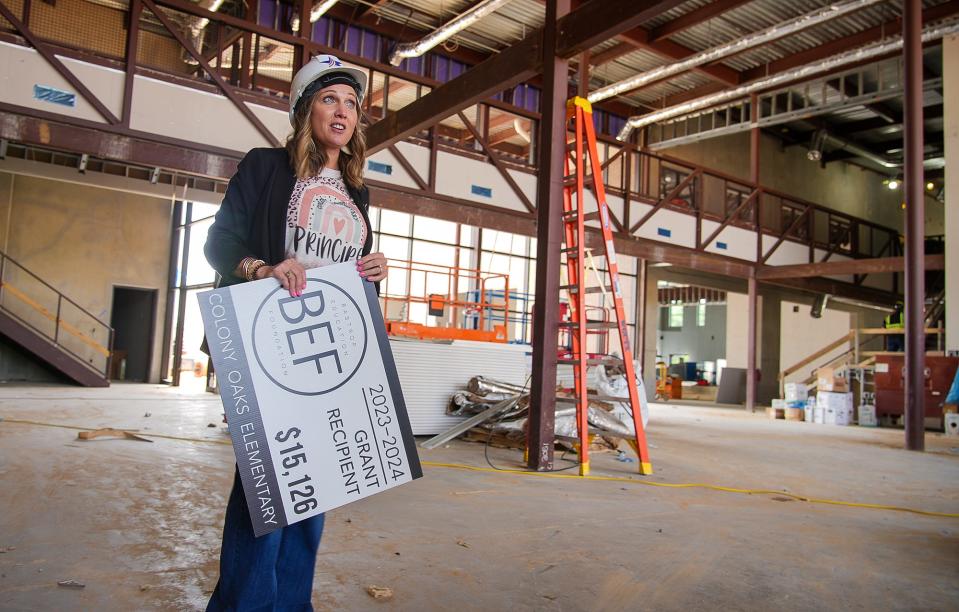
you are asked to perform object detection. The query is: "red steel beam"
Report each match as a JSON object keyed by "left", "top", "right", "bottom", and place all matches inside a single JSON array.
[
  {"left": 556, "top": 0, "right": 688, "bottom": 57},
  {"left": 649, "top": 0, "right": 754, "bottom": 42},
  {"left": 756, "top": 254, "right": 945, "bottom": 280},
  {"left": 742, "top": 0, "right": 959, "bottom": 82},
  {"left": 457, "top": 111, "right": 535, "bottom": 213},
  {"left": 662, "top": 0, "right": 959, "bottom": 109},
  {"left": 903, "top": 0, "right": 925, "bottom": 452},
  {"left": 0, "top": 103, "right": 242, "bottom": 177},
  {"left": 141, "top": 0, "right": 280, "bottom": 147},
  {"left": 528, "top": 0, "right": 571, "bottom": 472},
  {"left": 616, "top": 26, "right": 742, "bottom": 87},
  {"left": 591, "top": 41, "right": 635, "bottom": 66},
  {"left": 121, "top": 0, "right": 141, "bottom": 127}
]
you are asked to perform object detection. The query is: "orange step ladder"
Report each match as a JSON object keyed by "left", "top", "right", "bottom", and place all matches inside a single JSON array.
[{"left": 560, "top": 96, "right": 653, "bottom": 476}]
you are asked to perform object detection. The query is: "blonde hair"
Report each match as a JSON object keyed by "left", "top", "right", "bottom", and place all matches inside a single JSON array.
[{"left": 286, "top": 91, "right": 366, "bottom": 190}]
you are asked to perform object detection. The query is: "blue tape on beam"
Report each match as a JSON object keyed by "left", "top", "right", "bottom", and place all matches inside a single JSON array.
[
  {"left": 367, "top": 160, "right": 392, "bottom": 175},
  {"left": 33, "top": 85, "right": 76, "bottom": 108},
  {"left": 471, "top": 185, "right": 492, "bottom": 198},
  {"left": 716, "top": 241, "right": 728, "bottom": 250},
  {"left": 657, "top": 227, "right": 671, "bottom": 238}
]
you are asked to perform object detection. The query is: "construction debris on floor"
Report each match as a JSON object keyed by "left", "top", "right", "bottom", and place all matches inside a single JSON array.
[{"left": 422, "top": 363, "right": 649, "bottom": 452}]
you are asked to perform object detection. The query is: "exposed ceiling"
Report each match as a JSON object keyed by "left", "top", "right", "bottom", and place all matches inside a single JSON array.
[{"left": 331, "top": 0, "right": 954, "bottom": 179}]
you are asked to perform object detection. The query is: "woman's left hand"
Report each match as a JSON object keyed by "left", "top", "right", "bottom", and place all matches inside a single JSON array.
[{"left": 357, "top": 252, "right": 388, "bottom": 282}]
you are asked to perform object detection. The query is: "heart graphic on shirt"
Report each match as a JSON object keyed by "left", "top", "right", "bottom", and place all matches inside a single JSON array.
[{"left": 333, "top": 218, "right": 346, "bottom": 235}]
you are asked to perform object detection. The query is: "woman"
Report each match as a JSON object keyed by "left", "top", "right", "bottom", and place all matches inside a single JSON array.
[{"left": 204, "top": 54, "right": 387, "bottom": 611}]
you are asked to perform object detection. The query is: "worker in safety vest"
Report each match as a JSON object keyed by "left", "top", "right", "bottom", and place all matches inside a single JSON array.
[{"left": 884, "top": 301, "right": 904, "bottom": 352}]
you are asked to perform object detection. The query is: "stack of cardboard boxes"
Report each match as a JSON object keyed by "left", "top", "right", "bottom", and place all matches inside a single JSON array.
[
  {"left": 769, "top": 383, "right": 813, "bottom": 421},
  {"left": 814, "top": 366, "right": 854, "bottom": 425}
]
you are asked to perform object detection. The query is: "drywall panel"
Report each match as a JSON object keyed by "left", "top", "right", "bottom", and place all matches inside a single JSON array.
[
  {"left": 130, "top": 75, "right": 286, "bottom": 152},
  {"left": 700, "top": 221, "right": 758, "bottom": 261},
  {"left": 390, "top": 338, "right": 529, "bottom": 435},
  {"left": 434, "top": 150, "right": 530, "bottom": 213},
  {"left": 725, "top": 291, "right": 760, "bottom": 369},
  {"left": 633, "top": 207, "right": 697, "bottom": 249},
  {"left": 366, "top": 147, "right": 421, "bottom": 189},
  {"left": 762, "top": 235, "right": 809, "bottom": 267},
  {"left": 0, "top": 41, "right": 121, "bottom": 124}
]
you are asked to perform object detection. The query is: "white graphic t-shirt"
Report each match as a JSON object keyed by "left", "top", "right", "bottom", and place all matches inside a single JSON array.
[{"left": 285, "top": 168, "right": 367, "bottom": 269}]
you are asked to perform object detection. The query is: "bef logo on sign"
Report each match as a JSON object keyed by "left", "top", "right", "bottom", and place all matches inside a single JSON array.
[{"left": 251, "top": 279, "right": 368, "bottom": 395}]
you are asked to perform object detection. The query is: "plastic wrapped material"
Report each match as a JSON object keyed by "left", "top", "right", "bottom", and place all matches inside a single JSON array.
[{"left": 595, "top": 362, "right": 650, "bottom": 431}]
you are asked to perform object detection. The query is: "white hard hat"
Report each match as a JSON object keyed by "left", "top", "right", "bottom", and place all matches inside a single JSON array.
[{"left": 289, "top": 54, "right": 368, "bottom": 125}]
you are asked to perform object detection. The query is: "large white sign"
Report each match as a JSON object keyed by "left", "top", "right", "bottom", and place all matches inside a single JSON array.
[{"left": 198, "top": 263, "right": 422, "bottom": 536}]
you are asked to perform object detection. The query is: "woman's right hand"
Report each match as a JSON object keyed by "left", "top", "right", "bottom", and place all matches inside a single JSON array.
[{"left": 258, "top": 258, "right": 307, "bottom": 297}]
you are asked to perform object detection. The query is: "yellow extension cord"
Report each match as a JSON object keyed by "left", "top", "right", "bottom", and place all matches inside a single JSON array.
[{"left": 4, "top": 417, "right": 958, "bottom": 519}]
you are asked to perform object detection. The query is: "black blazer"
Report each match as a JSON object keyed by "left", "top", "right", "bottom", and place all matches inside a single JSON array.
[{"left": 204, "top": 147, "right": 375, "bottom": 288}]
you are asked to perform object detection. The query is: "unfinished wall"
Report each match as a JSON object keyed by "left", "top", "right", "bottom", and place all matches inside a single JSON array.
[
  {"left": 721, "top": 289, "right": 781, "bottom": 404},
  {"left": 661, "top": 131, "right": 945, "bottom": 235},
  {"left": 0, "top": 169, "right": 173, "bottom": 383},
  {"left": 724, "top": 291, "right": 758, "bottom": 370},
  {"left": 779, "top": 301, "right": 853, "bottom": 386}
]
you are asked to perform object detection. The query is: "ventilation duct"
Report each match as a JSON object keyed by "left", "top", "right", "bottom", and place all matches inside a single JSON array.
[
  {"left": 184, "top": 0, "right": 225, "bottom": 63},
  {"left": 821, "top": 132, "right": 898, "bottom": 169},
  {"left": 617, "top": 19, "right": 959, "bottom": 141},
  {"left": 807, "top": 129, "right": 827, "bottom": 161},
  {"left": 290, "top": 0, "right": 339, "bottom": 34},
  {"left": 388, "top": 0, "right": 513, "bottom": 66},
  {"left": 589, "top": 0, "right": 883, "bottom": 104}
]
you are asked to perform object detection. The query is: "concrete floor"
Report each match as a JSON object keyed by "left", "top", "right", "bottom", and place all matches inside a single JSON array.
[{"left": 0, "top": 383, "right": 957, "bottom": 611}]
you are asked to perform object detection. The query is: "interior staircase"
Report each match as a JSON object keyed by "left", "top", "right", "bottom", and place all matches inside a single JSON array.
[{"left": 0, "top": 249, "right": 112, "bottom": 387}]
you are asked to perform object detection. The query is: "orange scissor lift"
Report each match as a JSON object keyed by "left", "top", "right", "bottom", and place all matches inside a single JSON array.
[
  {"left": 380, "top": 260, "right": 510, "bottom": 343},
  {"left": 560, "top": 97, "right": 653, "bottom": 476}
]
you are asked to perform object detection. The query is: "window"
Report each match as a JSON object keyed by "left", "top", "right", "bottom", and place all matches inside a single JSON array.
[
  {"left": 669, "top": 304, "right": 684, "bottom": 328},
  {"left": 697, "top": 303, "right": 706, "bottom": 327}
]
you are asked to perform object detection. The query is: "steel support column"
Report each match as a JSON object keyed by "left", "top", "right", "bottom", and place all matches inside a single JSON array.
[
  {"left": 746, "top": 94, "right": 760, "bottom": 412},
  {"left": 122, "top": 0, "right": 142, "bottom": 127},
  {"left": 903, "top": 0, "right": 925, "bottom": 451},
  {"left": 945, "top": 34, "right": 959, "bottom": 356},
  {"left": 528, "top": 0, "right": 570, "bottom": 472},
  {"left": 746, "top": 273, "right": 758, "bottom": 412}
]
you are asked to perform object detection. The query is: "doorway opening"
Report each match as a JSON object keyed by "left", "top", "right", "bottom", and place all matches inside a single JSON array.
[{"left": 110, "top": 287, "right": 157, "bottom": 382}]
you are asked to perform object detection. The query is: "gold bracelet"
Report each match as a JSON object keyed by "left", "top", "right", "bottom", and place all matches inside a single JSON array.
[
  {"left": 246, "top": 259, "right": 267, "bottom": 281},
  {"left": 239, "top": 257, "right": 254, "bottom": 280}
]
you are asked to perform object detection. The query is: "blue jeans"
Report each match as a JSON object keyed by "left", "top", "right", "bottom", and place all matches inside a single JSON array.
[{"left": 207, "top": 468, "right": 325, "bottom": 611}]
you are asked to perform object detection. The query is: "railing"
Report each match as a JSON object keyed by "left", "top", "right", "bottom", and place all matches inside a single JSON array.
[
  {"left": 379, "top": 259, "right": 510, "bottom": 343},
  {"left": 0, "top": 249, "right": 114, "bottom": 380},
  {"left": 594, "top": 143, "right": 900, "bottom": 262},
  {"left": 0, "top": 0, "right": 902, "bottom": 265},
  {"left": 779, "top": 324, "right": 947, "bottom": 396}
]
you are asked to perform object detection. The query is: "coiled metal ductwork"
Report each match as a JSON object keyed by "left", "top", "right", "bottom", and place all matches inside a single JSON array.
[
  {"left": 290, "top": 0, "right": 339, "bottom": 34},
  {"left": 617, "top": 19, "right": 959, "bottom": 141},
  {"left": 588, "top": 0, "right": 884, "bottom": 104},
  {"left": 821, "top": 132, "right": 899, "bottom": 169},
  {"left": 388, "top": 0, "right": 513, "bottom": 66}
]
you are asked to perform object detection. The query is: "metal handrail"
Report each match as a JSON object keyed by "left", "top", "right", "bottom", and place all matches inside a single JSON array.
[{"left": 0, "top": 249, "right": 113, "bottom": 379}]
